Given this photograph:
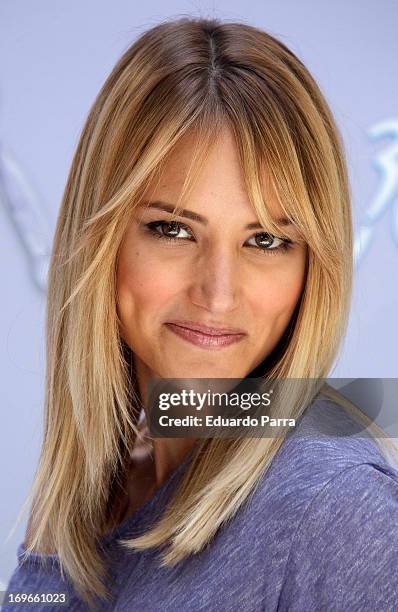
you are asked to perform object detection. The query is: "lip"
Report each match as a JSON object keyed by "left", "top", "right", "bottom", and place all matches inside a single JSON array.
[
  {"left": 164, "top": 322, "right": 247, "bottom": 350},
  {"left": 165, "top": 320, "right": 247, "bottom": 336}
]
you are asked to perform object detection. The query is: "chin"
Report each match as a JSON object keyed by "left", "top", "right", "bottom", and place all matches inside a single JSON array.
[{"left": 166, "top": 365, "right": 244, "bottom": 380}]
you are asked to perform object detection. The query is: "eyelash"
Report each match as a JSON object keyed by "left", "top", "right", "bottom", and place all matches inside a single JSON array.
[{"left": 143, "top": 220, "right": 294, "bottom": 256}]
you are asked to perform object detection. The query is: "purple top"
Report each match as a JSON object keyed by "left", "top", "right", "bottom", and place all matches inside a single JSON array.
[{"left": 4, "top": 395, "right": 398, "bottom": 611}]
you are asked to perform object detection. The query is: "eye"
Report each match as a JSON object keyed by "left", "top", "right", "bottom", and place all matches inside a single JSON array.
[
  {"left": 144, "top": 220, "right": 194, "bottom": 241},
  {"left": 143, "top": 220, "right": 294, "bottom": 256},
  {"left": 245, "top": 232, "right": 294, "bottom": 255}
]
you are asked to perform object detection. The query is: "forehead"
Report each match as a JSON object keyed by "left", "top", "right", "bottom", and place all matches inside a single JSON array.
[{"left": 140, "top": 126, "right": 285, "bottom": 221}]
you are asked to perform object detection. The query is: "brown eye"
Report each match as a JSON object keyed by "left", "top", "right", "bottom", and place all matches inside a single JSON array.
[
  {"left": 144, "top": 220, "right": 194, "bottom": 241},
  {"left": 246, "top": 232, "right": 293, "bottom": 256},
  {"left": 249, "top": 232, "right": 284, "bottom": 250},
  {"left": 254, "top": 233, "right": 276, "bottom": 248},
  {"left": 162, "top": 221, "right": 181, "bottom": 238}
]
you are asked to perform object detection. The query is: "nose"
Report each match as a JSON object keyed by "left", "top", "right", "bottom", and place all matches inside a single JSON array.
[{"left": 187, "top": 243, "right": 240, "bottom": 313}]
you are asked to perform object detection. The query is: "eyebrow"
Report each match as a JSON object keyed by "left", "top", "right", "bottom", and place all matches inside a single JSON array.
[{"left": 138, "top": 201, "right": 293, "bottom": 230}]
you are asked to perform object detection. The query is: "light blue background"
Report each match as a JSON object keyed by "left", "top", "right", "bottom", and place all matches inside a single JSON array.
[{"left": 1, "top": 0, "right": 397, "bottom": 590}]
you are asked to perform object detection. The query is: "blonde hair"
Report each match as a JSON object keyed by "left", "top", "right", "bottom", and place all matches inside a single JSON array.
[{"left": 14, "top": 15, "right": 398, "bottom": 609}]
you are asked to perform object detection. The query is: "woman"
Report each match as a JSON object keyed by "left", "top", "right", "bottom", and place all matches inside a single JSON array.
[{"left": 4, "top": 16, "right": 398, "bottom": 612}]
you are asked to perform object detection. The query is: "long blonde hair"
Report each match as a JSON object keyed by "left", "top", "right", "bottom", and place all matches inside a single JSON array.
[{"left": 16, "top": 15, "right": 397, "bottom": 608}]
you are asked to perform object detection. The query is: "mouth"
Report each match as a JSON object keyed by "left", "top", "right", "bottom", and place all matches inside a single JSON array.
[{"left": 164, "top": 322, "right": 247, "bottom": 350}]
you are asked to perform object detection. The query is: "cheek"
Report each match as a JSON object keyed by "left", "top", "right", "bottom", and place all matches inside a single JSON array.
[
  {"left": 116, "top": 247, "right": 184, "bottom": 319},
  {"left": 250, "top": 257, "right": 306, "bottom": 322}
]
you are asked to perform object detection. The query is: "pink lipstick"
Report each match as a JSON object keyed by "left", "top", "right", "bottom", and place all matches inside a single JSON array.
[{"left": 164, "top": 321, "right": 246, "bottom": 350}]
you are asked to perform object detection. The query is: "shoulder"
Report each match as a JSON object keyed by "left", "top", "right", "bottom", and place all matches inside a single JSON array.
[
  {"left": 273, "top": 393, "right": 393, "bottom": 478},
  {"left": 248, "top": 393, "right": 396, "bottom": 546},
  {"left": 277, "top": 461, "right": 398, "bottom": 611},
  {"left": 260, "top": 393, "right": 392, "bottom": 494},
  {"left": 263, "top": 394, "right": 398, "bottom": 611},
  {"left": 2, "top": 544, "right": 73, "bottom": 612}
]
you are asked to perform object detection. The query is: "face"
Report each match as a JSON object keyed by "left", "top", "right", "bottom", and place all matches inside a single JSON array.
[{"left": 116, "top": 125, "right": 307, "bottom": 400}]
